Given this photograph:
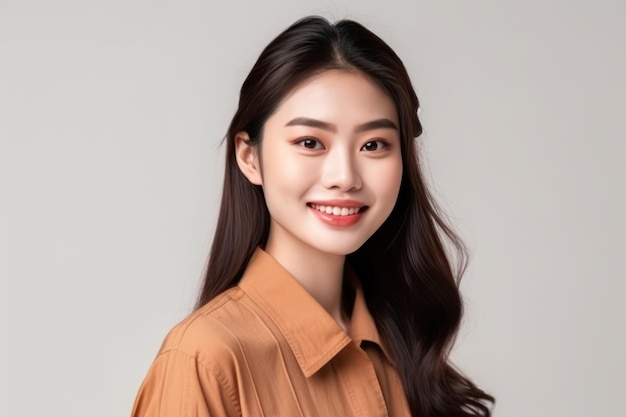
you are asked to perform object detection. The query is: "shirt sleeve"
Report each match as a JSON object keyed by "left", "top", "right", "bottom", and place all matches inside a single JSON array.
[{"left": 131, "top": 349, "right": 240, "bottom": 417}]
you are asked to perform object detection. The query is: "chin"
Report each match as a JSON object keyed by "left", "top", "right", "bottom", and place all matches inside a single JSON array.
[{"left": 310, "top": 236, "right": 370, "bottom": 256}]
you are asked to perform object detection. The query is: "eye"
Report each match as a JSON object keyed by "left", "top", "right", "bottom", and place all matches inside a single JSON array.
[
  {"left": 296, "top": 138, "right": 325, "bottom": 150},
  {"left": 361, "top": 140, "right": 387, "bottom": 152}
]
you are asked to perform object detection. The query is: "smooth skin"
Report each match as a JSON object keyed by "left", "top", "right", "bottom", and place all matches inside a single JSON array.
[{"left": 236, "top": 70, "right": 403, "bottom": 331}]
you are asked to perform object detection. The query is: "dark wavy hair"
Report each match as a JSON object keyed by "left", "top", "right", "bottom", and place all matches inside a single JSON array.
[{"left": 197, "top": 16, "right": 494, "bottom": 417}]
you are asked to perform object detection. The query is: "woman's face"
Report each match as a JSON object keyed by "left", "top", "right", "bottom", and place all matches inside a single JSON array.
[{"left": 239, "top": 70, "right": 403, "bottom": 257}]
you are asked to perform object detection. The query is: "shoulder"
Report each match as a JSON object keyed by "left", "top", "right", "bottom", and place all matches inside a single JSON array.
[
  {"left": 156, "top": 285, "right": 271, "bottom": 373},
  {"left": 132, "top": 288, "right": 252, "bottom": 417}
]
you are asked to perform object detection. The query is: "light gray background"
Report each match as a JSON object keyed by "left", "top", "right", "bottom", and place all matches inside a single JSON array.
[{"left": 1, "top": 0, "right": 624, "bottom": 416}]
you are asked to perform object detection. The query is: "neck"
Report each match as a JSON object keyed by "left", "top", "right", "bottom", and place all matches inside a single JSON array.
[{"left": 264, "top": 234, "right": 347, "bottom": 330}]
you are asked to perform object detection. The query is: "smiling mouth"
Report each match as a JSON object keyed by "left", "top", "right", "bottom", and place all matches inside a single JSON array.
[{"left": 306, "top": 203, "right": 368, "bottom": 216}]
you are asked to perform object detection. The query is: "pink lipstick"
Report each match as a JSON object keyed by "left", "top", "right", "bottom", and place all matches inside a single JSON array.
[{"left": 306, "top": 201, "right": 368, "bottom": 227}]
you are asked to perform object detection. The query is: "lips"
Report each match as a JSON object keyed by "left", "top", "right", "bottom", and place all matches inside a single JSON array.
[{"left": 306, "top": 200, "right": 368, "bottom": 226}]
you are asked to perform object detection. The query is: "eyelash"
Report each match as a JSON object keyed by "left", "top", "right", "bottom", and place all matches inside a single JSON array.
[
  {"left": 361, "top": 140, "right": 388, "bottom": 152},
  {"left": 296, "top": 137, "right": 324, "bottom": 150},
  {"left": 294, "top": 138, "right": 390, "bottom": 152}
]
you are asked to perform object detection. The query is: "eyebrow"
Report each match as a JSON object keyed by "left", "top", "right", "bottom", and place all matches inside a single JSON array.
[{"left": 285, "top": 117, "right": 398, "bottom": 133}]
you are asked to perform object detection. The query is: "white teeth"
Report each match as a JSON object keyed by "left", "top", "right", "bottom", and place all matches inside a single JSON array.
[{"left": 311, "top": 204, "right": 362, "bottom": 216}]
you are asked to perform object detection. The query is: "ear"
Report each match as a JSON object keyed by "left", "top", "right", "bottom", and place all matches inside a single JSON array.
[{"left": 235, "top": 131, "right": 263, "bottom": 185}]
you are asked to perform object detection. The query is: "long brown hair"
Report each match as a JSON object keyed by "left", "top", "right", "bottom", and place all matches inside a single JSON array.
[{"left": 197, "top": 16, "right": 494, "bottom": 416}]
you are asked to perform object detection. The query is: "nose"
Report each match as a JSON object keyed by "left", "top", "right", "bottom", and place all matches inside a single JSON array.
[{"left": 320, "top": 147, "right": 362, "bottom": 191}]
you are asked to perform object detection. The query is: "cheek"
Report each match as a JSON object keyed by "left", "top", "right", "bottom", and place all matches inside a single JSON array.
[
  {"left": 368, "top": 158, "right": 403, "bottom": 203},
  {"left": 260, "top": 151, "right": 319, "bottom": 204}
]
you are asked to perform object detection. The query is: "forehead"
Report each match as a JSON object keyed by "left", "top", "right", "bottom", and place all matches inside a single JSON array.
[{"left": 266, "top": 70, "right": 399, "bottom": 128}]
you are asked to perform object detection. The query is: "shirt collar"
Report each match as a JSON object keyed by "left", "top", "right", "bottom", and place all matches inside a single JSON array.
[{"left": 238, "top": 248, "right": 390, "bottom": 377}]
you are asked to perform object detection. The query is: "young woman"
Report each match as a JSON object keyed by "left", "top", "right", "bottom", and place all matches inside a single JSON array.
[{"left": 132, "top": 16, "right": 494, "bottom": 417}]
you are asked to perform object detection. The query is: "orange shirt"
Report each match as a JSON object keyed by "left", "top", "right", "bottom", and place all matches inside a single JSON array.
[{"left": 131, "top": 248, "right": 411, "bottom": 417}]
